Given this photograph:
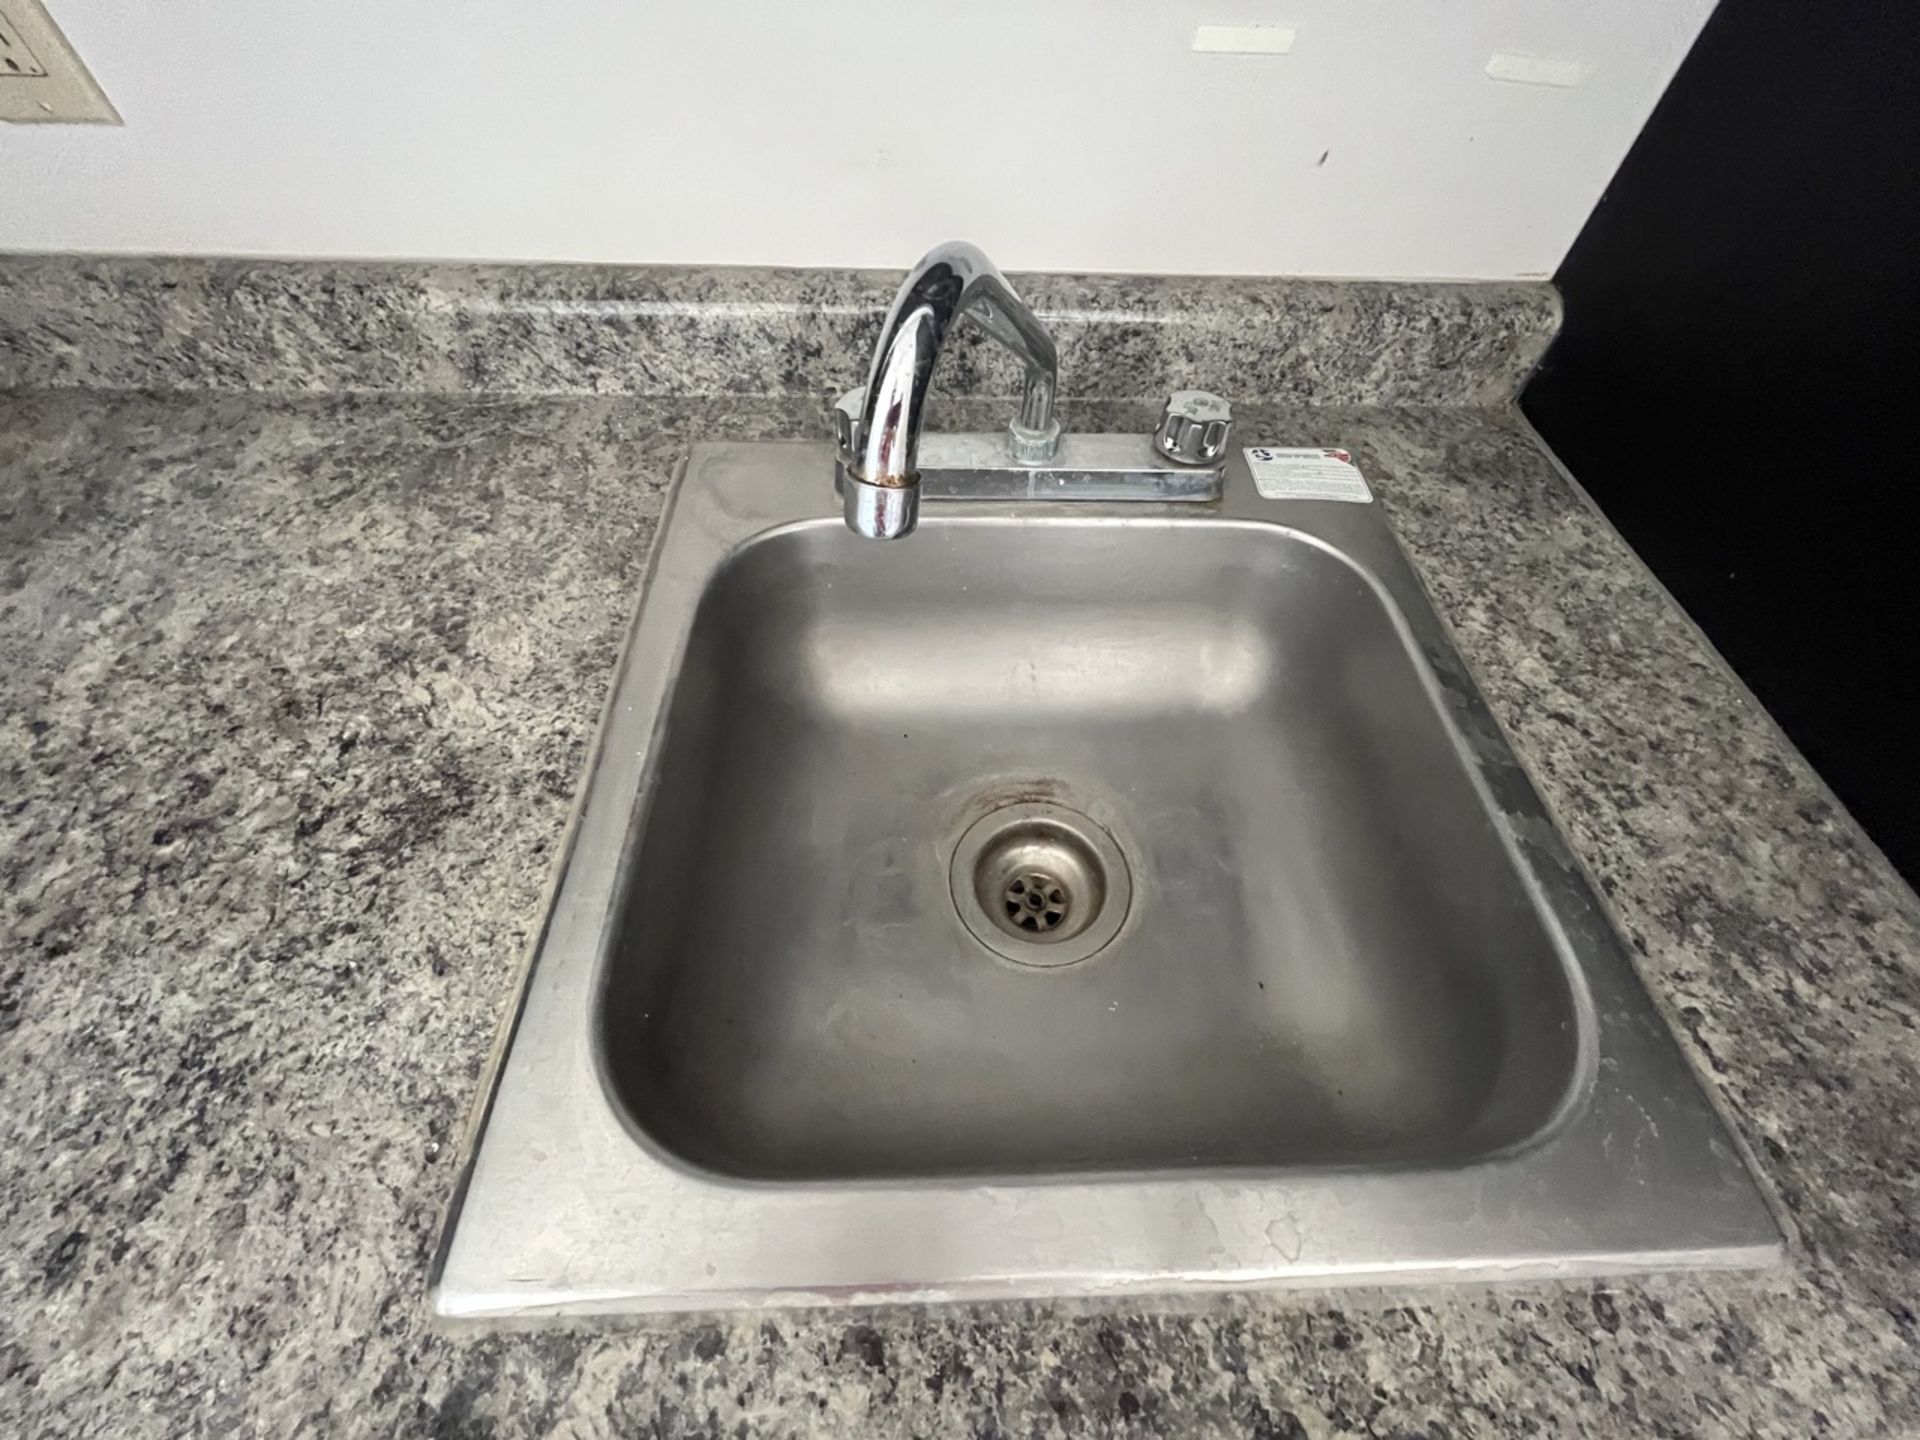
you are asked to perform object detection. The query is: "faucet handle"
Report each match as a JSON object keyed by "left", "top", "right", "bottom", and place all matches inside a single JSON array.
[{"left": 1154, "top": 390, "right": 1234, "bottom": 466}]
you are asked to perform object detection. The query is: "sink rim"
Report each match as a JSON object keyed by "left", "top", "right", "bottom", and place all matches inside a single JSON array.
[{"left": 432, "top": 440, "right": 1786, "bottom": 1319}]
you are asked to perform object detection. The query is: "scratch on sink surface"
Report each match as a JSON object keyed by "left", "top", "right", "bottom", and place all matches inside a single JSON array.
[{"left": 1634, "top": 1097, "right": 1664, "bottom": 1139}]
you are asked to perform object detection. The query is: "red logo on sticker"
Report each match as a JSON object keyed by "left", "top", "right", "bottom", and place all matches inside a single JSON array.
[{"left": 1324, "top": 449, "right": 1351, "bottom": 463}]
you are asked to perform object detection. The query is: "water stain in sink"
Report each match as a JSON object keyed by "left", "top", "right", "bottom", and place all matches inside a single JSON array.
[{"left": 843, "top": 836, "right": 918, "bottom": 930}]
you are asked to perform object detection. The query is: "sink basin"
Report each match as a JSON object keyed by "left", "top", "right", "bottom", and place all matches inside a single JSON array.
[
  {"left": 600, "top": 520, "right": 1584, "bottom": 1180},
  {"left": 435, "top": 441, "right": 1782, "bottom": 1316}
]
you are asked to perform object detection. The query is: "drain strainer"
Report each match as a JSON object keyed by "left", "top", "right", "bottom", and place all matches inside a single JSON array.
[
  {"left": 949, "top": 800, "right": 1132, "bottom": 967},
  {"left": 1004, "top": 871, "right": 1070, "bottom": 932}
]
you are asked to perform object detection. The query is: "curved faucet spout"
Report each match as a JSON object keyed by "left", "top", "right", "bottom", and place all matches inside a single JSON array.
[{"left": 845, "top": 241, "right": 1059, "bottom": 539}]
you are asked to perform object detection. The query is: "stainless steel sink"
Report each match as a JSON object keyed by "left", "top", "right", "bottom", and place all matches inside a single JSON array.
[
  {"left": 434, "top": 442, "right": 1783, "bottom": 1317},
  {"left": 601, "top": 519, "right": 1583, "bottom": 1181}
]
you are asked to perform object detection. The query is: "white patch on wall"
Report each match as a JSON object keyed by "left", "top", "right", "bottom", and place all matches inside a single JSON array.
[
  {"left": 1192, "top": 25, "right": 1296, "bottom": 56},
  {"left": 1485, "top": 52, "right": 1593, "bottom": 89}
]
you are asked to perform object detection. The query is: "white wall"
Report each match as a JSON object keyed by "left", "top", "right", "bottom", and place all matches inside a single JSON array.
[{"left": 0, "top": 1, "right": 1714, "bottom": 278}]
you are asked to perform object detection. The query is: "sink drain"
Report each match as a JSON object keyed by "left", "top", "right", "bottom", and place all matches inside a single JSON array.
[{"left": 950, "top": 800, "right": 1132, "bottom": 967}]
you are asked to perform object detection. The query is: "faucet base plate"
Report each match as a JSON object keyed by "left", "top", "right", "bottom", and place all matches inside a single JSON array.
[{"left": 837, "top": 432, "right": 1224, "bottom": 506}]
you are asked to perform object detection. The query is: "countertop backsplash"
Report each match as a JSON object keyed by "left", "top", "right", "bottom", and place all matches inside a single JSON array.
[{"left": 0, "top": 255, "right": 1557, "bottom": 407}]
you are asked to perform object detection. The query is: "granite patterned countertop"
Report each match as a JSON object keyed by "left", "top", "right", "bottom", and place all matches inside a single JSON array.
[{"left": 2, "top": 263, "right": 1918, "bottom": 1437}]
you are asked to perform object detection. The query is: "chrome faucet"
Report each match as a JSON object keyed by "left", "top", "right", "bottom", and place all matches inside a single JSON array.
[
  {"left": 841, "top": 242, "right": 1061, "bottom": 539},
  {"left": 837, "top": 241, "right": 1235, "bottom": 539}
]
